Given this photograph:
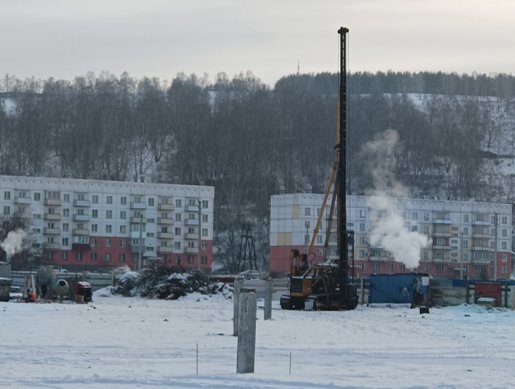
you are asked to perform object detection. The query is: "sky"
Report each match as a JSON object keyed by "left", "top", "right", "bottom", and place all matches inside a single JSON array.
[{"left": 1, "top": 0, "right": 515, "bottom": 87}]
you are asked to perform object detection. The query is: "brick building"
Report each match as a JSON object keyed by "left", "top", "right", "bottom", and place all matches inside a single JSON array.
[
  {"left": 0, "top": 175, "right": 214, "bottom": 271},
  {"left": 270, "top": 193, "right": 513, "bottom": 279}
]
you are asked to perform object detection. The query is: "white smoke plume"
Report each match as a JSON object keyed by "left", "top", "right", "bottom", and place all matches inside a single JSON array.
[
  {"left": 363, "top": 129, "right": 430, "bottom": 269},
  {"left": 1, "top": 229, "right": 27, "bottom": 261}
]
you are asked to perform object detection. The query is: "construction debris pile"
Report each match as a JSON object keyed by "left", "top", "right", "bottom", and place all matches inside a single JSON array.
[{"left": 113, "top": 268, "right": 232, "bottom": 300}]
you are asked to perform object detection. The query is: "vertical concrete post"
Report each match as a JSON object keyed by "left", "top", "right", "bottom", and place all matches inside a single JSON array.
[
  {"left": 237, "top": 289, "right": 257, "bottom": 374},
  {"left": 510, "top": 286, "right": 515, "bottom": 310},
  {"left": 264, "top": 277, "right": 273, "bottom": 320},
  {"left": 233, "top": 277, "right": 244, "bottom": 336},
  {"left": 360, "top": 278, "right": 365, "bottom": 305}
]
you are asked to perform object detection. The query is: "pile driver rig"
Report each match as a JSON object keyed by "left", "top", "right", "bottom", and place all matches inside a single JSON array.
[{"left": 280, "top": 27, "right": 358, "bottom": 311}]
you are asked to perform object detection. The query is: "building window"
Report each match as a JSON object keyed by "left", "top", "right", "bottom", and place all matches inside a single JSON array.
[
  {"left": 105, "top": 238, "right": 112, "bottom": 247},
  {"left": 176, "top": 213, "right": 182, "bottom": 222},
  {"left": 62, "top": 252, "right": 68, "bottom": 261},
  {"left": 202, "top": 200, "right": 208, "bottom": 209},
  {"left": 502, "top": 253, "right": 508, "bottom": 262},
  {"left": 148, "top": 198, "right": 154, "bottom": 206},
  {"left": 120, "top": 239, "right": 127, "bottom": 247},
  {"left": 411, "top": 225, "right": 418, "bottom": 232},
  {"left": 120, "top": 210, "right": 126, "bottom": 219},
  {"left": 176, "top": 199, "right": 182, "bottom": 207},
  {"left": 62, "top": 238, "right": 68, "bottom": 246},
  {"left": 187, "top": 256, "right": 193, "bottom": 264},
  {"left": 119, "top": 253, "right": 126, "bottom": 262},
  {"left": 107, "top": 195, "right": 113, "bottom": 204},
  {"left": 62, "top": 208, "right": 69, "bottom": 217},
  {"left": 463, "top": 227, "right": 469, "bottom": 235},
  {"left": 201, "top": 256, "right": 207, "bottom": 264},
  {"left": 359, "top": 209, "right": 366, "bottom": 218},
  {"left": 106, "top": 210, "right": 112, "bottom": 219},
  {"left": 34, "top": 192, "right": 41, "bottom": 201},
  {"left": 502, "top": 266, "right": 507, "bottom": 274},
  {"left": 436, "top": 264, "right": 444, "bottom": 273},
  {"left": 3, "top": 206, "right": 10, "bottom": 215},
  {"left": 105, "top": 225, "right": 112, "bottom": 233},
  {"left": 464, "top": 214, "right": 469, "bottom": 223},
  {"left": 359, "top": 223, "right": 365, "bottom": 232},
  {"left": 502, "top": 242, "right": 507, "bottom": 250},
  {"left": 202, "top": 228, "right": 208, "bottom": 237},
  {"left": 202, "top": 214, "right": 208, "bottom": 223},
  {"left": 175, "top": 227, "right": 181, "bottom": 236},
  {"left": 104, "top": 253, "right": 111, "bottom": 261},
  {"left": 201, "top": 241, "right": 207, "bottom": 250},
  {"left": 120, "top": 225, "right": 126, "bottom": 234},
  {"left": 372, "top": 263, "right": 380, "bottom": 272},
  {"left": 423, "top": 212, "right": 429, "bottom": 221},
  {"left": 4, "top": 191, "right": 10, "bottom": 200},
  {"left": 502, "top": 216, "right": 508, "bottom": 225},
  {"left": 502, "top": 229, "right": 507, "bottom": 237},
  {"left": 91, "top": 253, "right": 97, "bottom": 261},
  {"left": 91, "top": 224, "right": 98, "bottom": 233},
  {"left": 121, "top": 196, "right": 127, "bottom": 205},
  {"left": 174, "top": 241, "right": 181, "bottom": 249},
  {"left": 304, "top": 208, "right": 311, "bottom": 216},
  {"left": 76, "top": 252, "right": 82, "bottom": 261},
  {"left": 64, "top": 194, "right": 70, "bottom": 202}
]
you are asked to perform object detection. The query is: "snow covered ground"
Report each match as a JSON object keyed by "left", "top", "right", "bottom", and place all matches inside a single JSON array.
[{"left": 2, "top": 290, "right": 515, "bottom": 389}]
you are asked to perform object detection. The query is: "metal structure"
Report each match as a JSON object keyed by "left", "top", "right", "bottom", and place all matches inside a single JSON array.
[
  {"left": 237, "top": 222, "right": 258, "bottom": 271},
  {"left": 280, "top": 27, "right": 357, "bottom": 311}
]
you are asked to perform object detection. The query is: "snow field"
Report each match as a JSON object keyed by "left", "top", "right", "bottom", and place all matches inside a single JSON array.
[{"left": 1, "top": 293, "right": 515, "bottom": 388}]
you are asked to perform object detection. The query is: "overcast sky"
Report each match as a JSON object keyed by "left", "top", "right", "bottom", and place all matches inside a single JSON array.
[{"left": 1, "top": 0, "right": 515, "bottom": 87}]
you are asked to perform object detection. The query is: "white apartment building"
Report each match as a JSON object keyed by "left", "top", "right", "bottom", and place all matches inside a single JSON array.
[
  {"left": 270, "top": 193, "right": 513, "bottom": 279},
  {"left": 0, "top": 175, "right": 214, "bottom": 271}
]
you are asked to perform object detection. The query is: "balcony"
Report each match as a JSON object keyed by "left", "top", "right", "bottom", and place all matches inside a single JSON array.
[
  {"left": 43, "top": 228, "right": 61, "bottom": 235},
  {"left": 73, "top": 199, "right": 90, "bottom": 207},
  {"left": 472, "top": 246, "right": 494, "bottom": 252},
  {"left": 130, "top": 244, "right": 145, "bottom": 254},
  {"left": 130, "top": 202, "right": 146, "bottom": 210},
  {"left": 73, "top": 214, "right": 90, "bottom": 222},
  {"left": 72, "top": 228, "right": 90, "bottom": 236},
  {"left": 185, "top": 204, "right": 199, "bottom": 212},
  {"left": 184, "top": 232, "right": 199, "bottom": 240},
  {"left": 130, "top": 217, "right": 147, "bottom": 224},
  {"left": 432, "top": 231, "right": 452, "bottom": 238},
  {"left": 157, "top": 246, "right": 174, "bottom": 254},
  {"left": 184, "top": 247, "right": 199, "bottom": 254},
  {"left": 158, "top": 218, "right": 174, "bottom": 225},
  {"left": 43, "top": 242, "right": 60, "bottom": 250},
  {"left": 157, "top": 232, "right": 174, "bottom": 240},
  {"left": 14, "top": 211, "right": 30, "bottom": 219},
  {"left": 44, "top": 213, "right": 61, "bottom": 221},
  {"left": 432, "top": 244, "right": 451, "bottom": 250},
  {"left": 158, "top": 203, "right": 175, "bottom": 211},
  {"left": 432, "top": 219, "right": 451, "bottom": 225},
  {"left": 44, "top": 198, "right": 61, "bottom": 206},
  {"left": 185, "top": 219, "right": 199, "bottom": 226},
  {"left": 472, "top": 232, "right": 491, "bottom": 239},
  {"left": 472, "top": 220, "right": 491, "bottom": 226},
  {"left": 14, "top": 197, "right": 31, "bottom": 205}
]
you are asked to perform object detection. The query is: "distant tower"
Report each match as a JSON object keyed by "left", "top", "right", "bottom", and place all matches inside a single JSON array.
[
  {"left": 238, "top": 222, "right": 258, "bottom": 271},
  {"left": 297, "top": 59, "right": 300, "bottom": 75}
]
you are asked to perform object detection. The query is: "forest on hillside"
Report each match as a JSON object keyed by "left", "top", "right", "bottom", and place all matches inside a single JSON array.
[{"left": 1, "top": 71, "right": 515, "bottom": 267}]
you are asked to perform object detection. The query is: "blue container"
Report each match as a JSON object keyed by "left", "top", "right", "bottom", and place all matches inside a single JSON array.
[{"left": 369, "top": 273, "right": 430, "bottom": 305}]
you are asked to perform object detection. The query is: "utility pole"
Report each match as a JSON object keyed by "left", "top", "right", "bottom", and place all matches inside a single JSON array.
[
  {"left": 138, "top": 213, "right": 144, "bottom": 271},
  {"left": 494, "top": 212, "right": 498, "bottom": 281},
  {"left": 197, "top": 198, "right": 202, "bottom": 271}
]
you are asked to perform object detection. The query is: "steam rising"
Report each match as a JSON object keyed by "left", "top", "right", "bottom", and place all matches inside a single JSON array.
[
  {"left": 363, "top": 129, "right": 430, "bottom": 269},
  {"left": 1, "top": 229, "right": 27, "bottom": 261}
]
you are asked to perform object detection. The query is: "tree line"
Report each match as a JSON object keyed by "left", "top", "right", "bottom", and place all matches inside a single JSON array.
[{"left": 1, "top": 70, "right": 515, "bottom": 267}]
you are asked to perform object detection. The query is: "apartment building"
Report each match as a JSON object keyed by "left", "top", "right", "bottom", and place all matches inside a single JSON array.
[
  {"left": 270, "top": 193, "right": 513, "bottom": 279},
  {"left": 0, "top": 175, "right": 214, "bottom": 271}
]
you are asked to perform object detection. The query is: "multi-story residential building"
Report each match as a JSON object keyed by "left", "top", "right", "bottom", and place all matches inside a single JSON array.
[
  {"left": 0, "top": 175, "right": 214, "bottom": 271},
  {"left": 270, "top": 193, "right": 513, "bottom": 280}
]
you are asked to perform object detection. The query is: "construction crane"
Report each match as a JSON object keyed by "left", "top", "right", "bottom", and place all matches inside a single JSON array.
[{"left": 280, "top": 27, "right": 358, "bottom": 311}]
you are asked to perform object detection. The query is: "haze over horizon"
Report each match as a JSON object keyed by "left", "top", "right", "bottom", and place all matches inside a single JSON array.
[{"left": 1, "top": 0, "right": 515, "bottom": 87}]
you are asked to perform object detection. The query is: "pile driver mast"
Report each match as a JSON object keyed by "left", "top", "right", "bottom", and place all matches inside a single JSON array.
[{"left": 280, "top": 27, "right": 357, "bottom": 311}]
